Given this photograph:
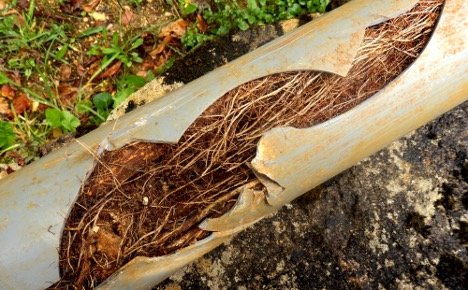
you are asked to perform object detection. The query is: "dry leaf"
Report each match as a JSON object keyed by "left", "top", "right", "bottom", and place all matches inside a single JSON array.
[
  {"left": 11, "top": 71, "right": 21, "bottom": 85},
  {"left": 82, "top": 0, "right": 100, "bottom": 13},
  {"left": 1, "top": 84, "right": 15, "bottom": 99},
  {"left": 59, "top": 84, "right": 79, "bottom": 96},
  {"left": 87, "top": 61, "right": 101, "bottom": 76},
  {"left": 121, "top": 7, "right": 134, "bottom": 26},
  {"left": 0, "top": 1, "right": 6, "bottom": 10},
  {"left": 0, "top": 97, "right": 11, "bottom": 117},
  {"left": 196, "top": 14, "right": 208, "bottom": 33},
  {"left": 58, "top": 84, "right": 78, "bottom": 106},
  {"left": 159, "top": 19, "right": 187, "bottom": 39},
  {"left": 11, "top": 93, "right": 31, "bottom": 117},
  {"left": 99, "top": 61, "right": 122, "bottom": 79},
  {"left": 77, "top": 65, "right": 87, "bottom": 76},
  {"left": 58, "top": 84, "right": 79, "bottom": 106},
  {"left": 59, "top": 64, "right": 72, "bottom": 81},
  {"left": 150, "top": 34, "right": 172, "bottom": 57}
]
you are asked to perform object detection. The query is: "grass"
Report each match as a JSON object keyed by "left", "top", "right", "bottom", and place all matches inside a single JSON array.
[{"left": 0, "top": 0, "right": 330, "bottom": 166}]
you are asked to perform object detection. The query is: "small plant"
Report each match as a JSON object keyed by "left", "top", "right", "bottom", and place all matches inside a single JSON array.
[
  {"left": 182, "top": 25, "right": 213, "bottom": 49},
  {"left": 45, "top": 108, "right": 80, "bottom": 133},
  {"left": 83, "top": 27, "right": 144, "bottom": 84},
  {"left": 204, "top": 0, "right": 330, "bottom": 35},
  {"left": 76, "top": 74, "right": 147, "bottom": 124},
  {"left": 0, "top": 122, "right": 16, "bottom": 151}
]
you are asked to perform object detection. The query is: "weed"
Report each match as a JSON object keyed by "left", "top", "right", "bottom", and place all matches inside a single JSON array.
[
  {"left": 0, "top": 122, "right": 15, "bottom": 151},
  {"left": 83, "top": 27, "right": 144, "bottom": 84},
  {"left": 182, "top": 25, "right": 213, "bottom": 49},
  {"left": 45, "top": 108, "right": 80, "bottom": 133},
  {"left": 204, "top": 0, "right": 330, "bottom": 35},
  {"left": 76, "top": 74, "right": 147, "bottom": 125}
]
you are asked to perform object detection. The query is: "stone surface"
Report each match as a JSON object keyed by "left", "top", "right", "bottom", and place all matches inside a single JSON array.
[{"left": 154, "top": 101, "right": 467, "bottom": 290}]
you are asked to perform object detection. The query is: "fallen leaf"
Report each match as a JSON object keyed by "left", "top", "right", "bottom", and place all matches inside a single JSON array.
[
  {"left": 159, "top": 19, "right": 187, "bottom": 39},
  {"left": 1, "top": 84, "right": 15, "bottom": 99},
  {"left": 59, "top": 84, "right": 79, "bottom": 96},
  {"left": 196, "top": 14, "right": 208, "bottom": 33},
  {"left": 58, "top": 84, "right": 79, "bottom": 106},
  {"left": 37, "top": 103, "right": 49, "bottom": 112},
  {"left": 11, "top": 71, "right": 21, "bottom": 85},
  {"left": 150, "top": 34, "right": 173, "bottom": 57},
  {"left": 77, "top": 65, "right": 87, "bottom": 76},
  {"left": 17, "top": 0, "right": 28, "bottom": 9},
  {"left": 59, "top": 64, "right": 72, "bottom": 81},
  {"left": 99, "top": 61, "right": 122, "bottom": 79},
  {"left": 11, "top": 93, "right": 31, "bottom": 117},
  {"left": 82, "top": 0, "right": 100, "bottom": 13},
  {"left": 0, "top": 97, "right": 11, "bottom": 117},
  {"left": 88, "top": 61, "right": 101, "bottom": 76},
  {"left": 0, "top": 1, "right": 6, "bottom": 10},
  {"left": 121, "top": 7, "right": 134, "bottom": 26}
]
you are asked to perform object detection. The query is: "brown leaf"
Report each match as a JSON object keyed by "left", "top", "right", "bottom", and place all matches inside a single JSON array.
[
  {"left": 82, "top": 0, "right": 100, "bottom": 13},
  {"left": 37, "top": 103, "right": 49, "bottom": 112},
  {"left": 59, "top": 64, "right": 72, "bottom": 81},
  {"left": 1, "top": 84, "right": 15, "bottom": 99},
  {"left": 11, "top": 71, "right": 22, "bottom": 85},
  {"left": 59, "top": 84, "right": 79, "bottom": 96},
  {"left": 17, "top": 0, "right": 28, "bottom": 9},
  {"left": 11, "top": 93, "right": 31, "bottom": 117},
  {"left": 150, "top": 34, "right": 173, "bottom": 57},
  {"left": 87, "top": 61, "right": 101, "bottom": 76},
  {"left": 0, "top": 1, "right": 6, "bottom": 10},
  {"left": 121, "top": 7, "right": 134, "bottom": 26},
  {"left": 0, "top": 97, "right": 11, "bottom": 117},
  {"left": 196, "top": 14, "right": 208, "bottom": 33},
  {"left": 77, "top": 65, "right": 87, "bottom": 76},
  {"left": 99, "top": 61, "right": 122, "bottom": 79},
  {"left": 58, "top": 84, "right": 79, "bottom": 106},
  {"left": 159, "top": 19, "right": 187, "bottom": 39}
]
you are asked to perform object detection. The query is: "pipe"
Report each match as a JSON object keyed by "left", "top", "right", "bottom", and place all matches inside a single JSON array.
[{"left": 0, "top": 0, "right": 465, "bottom": 289}]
